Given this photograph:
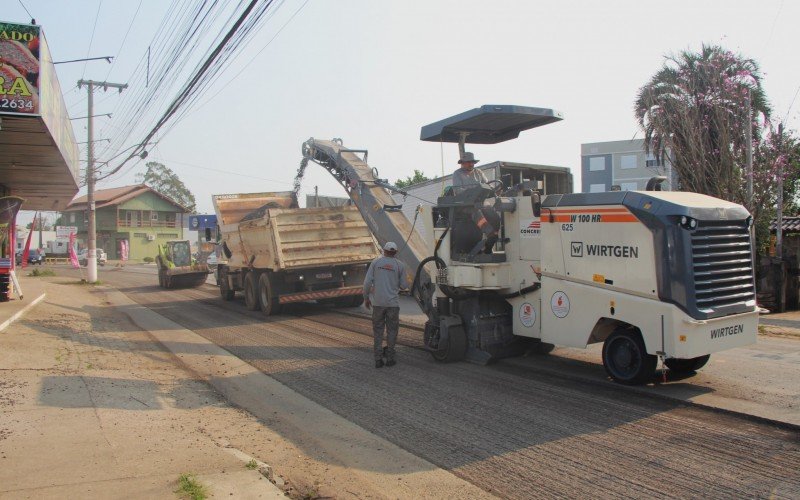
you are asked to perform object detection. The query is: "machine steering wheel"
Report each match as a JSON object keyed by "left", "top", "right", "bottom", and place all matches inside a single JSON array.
[{"left": 486, "top": 179, "right": 505, "bottom": 195}]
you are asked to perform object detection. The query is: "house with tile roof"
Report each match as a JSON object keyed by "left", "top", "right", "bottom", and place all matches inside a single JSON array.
[{"left": 59, "top": 184, "right": 190, "bottom": 261}]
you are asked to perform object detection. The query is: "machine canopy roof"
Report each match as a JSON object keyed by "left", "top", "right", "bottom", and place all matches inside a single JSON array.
[{"left": 420, "top": 105, "right": 563, "bottom": 144}]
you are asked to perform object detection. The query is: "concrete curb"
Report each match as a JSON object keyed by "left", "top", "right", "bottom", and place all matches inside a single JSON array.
[{"left": 0, "top": 293, "right": 46, "bottom": 333}]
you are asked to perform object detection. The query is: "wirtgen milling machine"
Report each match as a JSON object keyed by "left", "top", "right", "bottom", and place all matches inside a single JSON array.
[{"left": 302, "top": 105, "right": 759, "bottom": 384}]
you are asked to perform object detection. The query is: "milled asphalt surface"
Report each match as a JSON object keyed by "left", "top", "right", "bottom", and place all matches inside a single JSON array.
[{"left": 85, "top": 264, "right": 800, "bottom": 499}]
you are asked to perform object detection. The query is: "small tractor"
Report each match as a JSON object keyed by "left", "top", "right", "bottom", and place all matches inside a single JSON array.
[{"left": 155, "top": 240, "right": 209, "bottom": 289}]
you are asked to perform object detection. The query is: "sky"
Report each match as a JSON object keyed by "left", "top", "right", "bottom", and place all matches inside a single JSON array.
[{"left": 6, "top": 0, "right": 800, "bottom": 221}]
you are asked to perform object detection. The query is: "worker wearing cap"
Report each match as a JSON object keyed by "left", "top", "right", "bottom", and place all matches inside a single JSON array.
[
  {"left": 452, "top": 152, "right": 488, "bottom": 191},
  {"left": 363, "top": 241, "right": 409, "bottom": 368}
]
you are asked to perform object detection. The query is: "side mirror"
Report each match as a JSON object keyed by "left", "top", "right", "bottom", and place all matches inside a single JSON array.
[{"left": 205, "top": 228, "right": 212, "bottom": 242}]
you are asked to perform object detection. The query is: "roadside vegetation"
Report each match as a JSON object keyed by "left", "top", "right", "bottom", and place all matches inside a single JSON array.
[
  {"left": 175, "top": 473, "right": 207, "bottom": 500},
  {"left": 27, "top": 268, "right": 55, "bottom": 277}
]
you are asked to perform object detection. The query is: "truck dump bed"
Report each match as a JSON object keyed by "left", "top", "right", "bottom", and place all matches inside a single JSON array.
[{"left": 213, "top": 192, "right": 377, "bottom": 270}]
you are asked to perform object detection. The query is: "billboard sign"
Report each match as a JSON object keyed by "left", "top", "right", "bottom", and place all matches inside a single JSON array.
[
  {"left": 55, "top": 225, "right": 77, "bottom": 238},
  {"left": 0, "top": 21, "right": 40, "bottom": 115}
]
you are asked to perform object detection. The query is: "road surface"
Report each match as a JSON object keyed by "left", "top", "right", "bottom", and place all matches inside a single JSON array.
[{"left": 81, "top": 265, "right": 800, "bottom": 498}]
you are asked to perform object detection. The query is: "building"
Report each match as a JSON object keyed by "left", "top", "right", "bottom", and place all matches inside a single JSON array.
[
  {"left": 580, "top": 139, "right": 673, "bottom": 193},
  {"left": 61, "top": 185, "right": 190, "bottom": 260},
  {"left": 0, "top": 21, "right": 79, "bottom": 210}
]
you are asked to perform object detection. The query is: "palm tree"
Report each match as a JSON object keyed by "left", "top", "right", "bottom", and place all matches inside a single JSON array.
[{"left": 635, "top": 45, "right": 771, "bottom": 205}]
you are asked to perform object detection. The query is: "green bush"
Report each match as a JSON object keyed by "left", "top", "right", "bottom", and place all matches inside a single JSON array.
[
  {"left": 143, "top": 256, "right": 154, "bottom": 263},
  {"left": 28, "top": 268, "right": 56, "bottom": 277}
]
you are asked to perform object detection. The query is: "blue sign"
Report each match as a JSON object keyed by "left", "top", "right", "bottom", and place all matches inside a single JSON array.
[{"left": 188, "top": 214, "right": 217, "bottom": 230}]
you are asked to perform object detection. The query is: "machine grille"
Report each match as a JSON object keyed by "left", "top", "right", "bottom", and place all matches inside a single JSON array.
[{"left": 690, "top": 220, "right": 755, "bottom": 316}]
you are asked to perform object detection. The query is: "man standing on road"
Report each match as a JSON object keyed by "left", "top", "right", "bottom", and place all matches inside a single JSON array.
[
  {"left": 452, "top": 152, "right": 488, "bottom": 191},
  {"left": 363, "top": 241, "right": 408, "bottom": 368}
]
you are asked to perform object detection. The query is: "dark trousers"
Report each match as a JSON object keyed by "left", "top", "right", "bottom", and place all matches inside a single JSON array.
[{"left": 372, "top": 305, "right": 399, "bottom": 361}]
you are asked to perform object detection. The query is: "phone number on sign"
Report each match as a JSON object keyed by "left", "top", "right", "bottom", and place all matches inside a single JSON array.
[{"left": 0, "top": 99, "right": 34, "bottom": 110}]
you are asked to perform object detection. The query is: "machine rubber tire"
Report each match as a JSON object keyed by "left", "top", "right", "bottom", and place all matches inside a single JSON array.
[
  {"left": 349, "top": 295, "right": 364, "bottom": 307},
  {"left": 431, "top": 324, "right": 467, "bottom": 363},
  {"left": 258, "top": 272, "right": 281, "bottom": 316},
  {"left": 244, "top": 272, "right": 259, "bottom": 311},
  {"left": 602, "top": 328, "right": 657, "bottom": 385},
  {"left": 218, "top": 270, "right": 234, "bottom": 301},
  {"left": 664, "top": 354, "right": 710, "bottom": 373}
]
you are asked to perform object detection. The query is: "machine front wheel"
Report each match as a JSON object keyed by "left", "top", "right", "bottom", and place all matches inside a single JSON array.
[
  {"left": 665, "top": 355, "right": 710, "bottom": 373},
  {"left": 602, "top": 329, "right": 657, "bottom": 385},
  {"left": 244, "top": 272, "right": 259, "bottom": 310}
]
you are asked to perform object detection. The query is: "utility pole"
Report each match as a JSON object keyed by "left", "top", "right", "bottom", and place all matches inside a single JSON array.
[
  {"left": 776, "top": 122, "right": 785, "bottom": 311},
  {"left": 77, "top": 79, "right": 127, "bottom": 283}
]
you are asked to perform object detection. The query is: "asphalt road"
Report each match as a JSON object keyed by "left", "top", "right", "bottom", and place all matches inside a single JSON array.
[{"left": 87, "top": 265, "right": 800, "bottom": 498}]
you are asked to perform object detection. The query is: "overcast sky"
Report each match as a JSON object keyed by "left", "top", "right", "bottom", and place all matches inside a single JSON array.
[{"left": 7, "top": 0, "right": 800, "bottom": 219}]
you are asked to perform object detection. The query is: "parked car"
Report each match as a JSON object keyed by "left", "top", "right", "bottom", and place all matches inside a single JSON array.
[
  {"left": 15, "top": 250, "right": 44, "bottom": 265},
  {"left": 78, "top": 248, "right": 107, "bottom": 267}
]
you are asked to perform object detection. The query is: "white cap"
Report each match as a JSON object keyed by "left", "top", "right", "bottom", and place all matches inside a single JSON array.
[{"left": 383, "top": 241, "right": 398, "bottom": 251}]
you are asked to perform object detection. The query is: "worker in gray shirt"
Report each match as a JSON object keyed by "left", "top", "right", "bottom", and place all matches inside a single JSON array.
[
  {"left": 363, "top": 241, "right": 409, "bottom": 368},
  {"left": 452, "top": 152, "right": 488, "bottom": 191}
]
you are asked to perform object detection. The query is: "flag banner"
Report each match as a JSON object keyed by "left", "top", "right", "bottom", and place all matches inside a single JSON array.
[
  {"left": 68, "top": 232, "right": 79, "bottom": 269},
  {"left": 20, "top": 218, "right": 34, "bottom": 268}
]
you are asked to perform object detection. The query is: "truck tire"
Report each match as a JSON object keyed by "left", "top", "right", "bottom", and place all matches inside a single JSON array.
[
  {"left": 219, "top": 269, "right": 234, "bottom": 301},
  {"left": 258, "top": 273, "right": 281, "bottom": 316},
  {"left": 665, "top": 355, "right": 710, "bottom": 373},
  {"left": 244, "top": 272, "right": 259, "bottom": 311},
  {"left": 431, "top": 324, "right": 467, "bottom": 363},
  {"left": 602, "top": 328, "right": 657, "bottom": 385}
]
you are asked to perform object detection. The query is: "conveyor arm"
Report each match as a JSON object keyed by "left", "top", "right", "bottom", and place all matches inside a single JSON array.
[{"left": 301, "top": 138, "right": 437, "bottom": 318}]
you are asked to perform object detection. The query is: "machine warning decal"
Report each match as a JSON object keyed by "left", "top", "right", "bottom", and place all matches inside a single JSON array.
[
  {"left": 551, "top": 291, "right": 570, "bottom": 318},
  {"left": 519, "top": 302, "right": 536, "bottom": 327},
  {"left": 520, "top": 218, "right": 541, "bottom": 238}
]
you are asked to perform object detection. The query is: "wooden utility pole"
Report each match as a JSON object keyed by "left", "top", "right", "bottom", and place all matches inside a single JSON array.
[
  {"left": 745, "top": 88, "right": 753, "bottom": 208},
  {"left": 77, "top": 80, "right": 127, "bottom": 282}
]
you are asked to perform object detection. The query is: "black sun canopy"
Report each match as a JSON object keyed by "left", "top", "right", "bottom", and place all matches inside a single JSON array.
[{"left": 420, "top": 105, "right": 563, "bottom": 145}]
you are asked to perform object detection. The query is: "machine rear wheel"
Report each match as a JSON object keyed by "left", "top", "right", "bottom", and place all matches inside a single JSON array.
[
  {"left": 665, "top": 355, "right": 710, "bottom": 373},
  {"left": 258, "top": 273, "right": 281, "bottom": 316},
  {"left": 431, "top": 325, "right": 467, "bottom": 363},
  {"left": 244, "top": 272, "right": 259, "bottom": 310},
  {"left": 602, "top": 329, "right": 657, "bottom": 385}
]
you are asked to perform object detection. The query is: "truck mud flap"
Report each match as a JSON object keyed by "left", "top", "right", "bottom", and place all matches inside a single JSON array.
[{"left": 278, "top": 285, "right": 363, "bottom": 304}]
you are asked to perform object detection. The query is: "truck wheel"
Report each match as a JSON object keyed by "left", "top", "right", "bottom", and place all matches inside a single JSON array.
[
  {"left": 244, "top": 273, "right": 259, "bottom": 311},
  {"left": 219, "top": 270, "right": 234, "bottom": 301},
  {"left": 602, "top": 328, "right": 657, "bottom": 385},
  {"left": 258, "top": 273, "right": 281, "bottom": 316},
  {"left": 431, "top": 324, "right": 467, "bottom": 363},
  {"left": 665, "top": 355, "right": 710, "bottom": 373}
]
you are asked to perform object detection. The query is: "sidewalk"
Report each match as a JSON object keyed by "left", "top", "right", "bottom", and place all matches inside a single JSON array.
[
  {"left": 0, "top": 276, "right": 283, "bottom": 499},
  {"left": 0, "top": 273, "right": 47, "bottom": 332}
]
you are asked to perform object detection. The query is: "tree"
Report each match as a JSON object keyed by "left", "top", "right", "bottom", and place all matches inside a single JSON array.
[
  {"left": 395, "top": 169, "right": 430, "bottom": 189},
  {"left": 136, "top": 161, "right": 196, "bottom": 213},
  {"left": 635, "top": 45, "right": 771, "bottom": 206}
]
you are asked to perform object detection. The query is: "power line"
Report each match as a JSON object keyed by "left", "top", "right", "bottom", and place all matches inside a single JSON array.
[
  {"left": 17, "top": 0, "right": 33, "bottom": 21},
  {"left": 96, "top": 0, "right": 270, "bottom": 182},
  {"left": 103, "top": 0, "right": 144, "bottom": 81},
  {"left": 81, "top": 0, "right": 105, "bottom": 80}
]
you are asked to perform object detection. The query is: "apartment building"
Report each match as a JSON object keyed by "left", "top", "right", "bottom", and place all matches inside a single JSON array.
[{"left": 580, "top": 139, "right": 673, "bottom": 193}]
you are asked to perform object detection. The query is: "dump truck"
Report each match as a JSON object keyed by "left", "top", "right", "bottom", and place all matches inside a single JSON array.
[
  {"left": 155, "top": 240, "right": 210, "bottom": 289},
  {"left": 300, "top": 104, "right": 759, "bottom": 384},
  {"left": 213, "top": 192, "right": 378, "bottom": 315}
]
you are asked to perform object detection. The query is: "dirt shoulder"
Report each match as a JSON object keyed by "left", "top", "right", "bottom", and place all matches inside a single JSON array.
[
  {"left": 1, "top": 275, "right": 490, "bottom": 499},
  {"left": 0, "top": 278, "right": 295, "bottom": 498}
]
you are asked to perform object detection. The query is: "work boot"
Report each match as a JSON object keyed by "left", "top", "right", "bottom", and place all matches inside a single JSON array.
[
  {"left": 385, "top": 359, "right": 396, "bottom": 367},
  {"left": 375, "top": 359, "right": 384, "bottom": 368}
]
